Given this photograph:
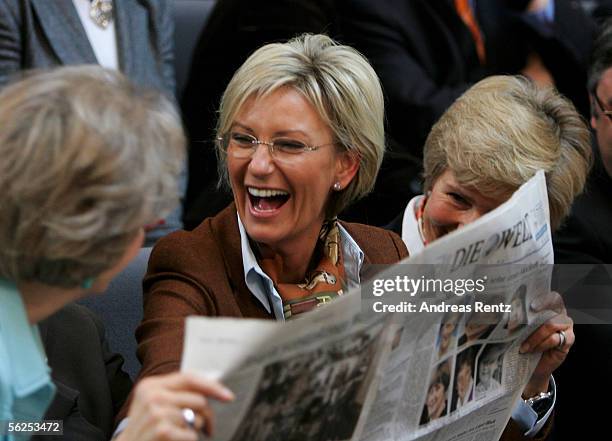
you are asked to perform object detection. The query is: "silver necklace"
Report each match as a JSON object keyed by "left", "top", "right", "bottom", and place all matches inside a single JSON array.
[{"left": 89, "top": 0, "right": 113, "bottom": 29}]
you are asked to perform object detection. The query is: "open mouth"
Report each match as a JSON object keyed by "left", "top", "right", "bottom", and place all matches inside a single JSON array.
[{"left": 247, "top": 187, "right": 290, "bottom": 212}]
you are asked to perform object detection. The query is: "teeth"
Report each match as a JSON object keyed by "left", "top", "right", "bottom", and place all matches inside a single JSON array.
[{"left": 247, "top": 187, "right": 289, "bottom": 198}]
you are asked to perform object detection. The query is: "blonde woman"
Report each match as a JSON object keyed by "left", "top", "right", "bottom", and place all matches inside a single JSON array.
[{"left": 391, "top": 75, "right": 592, "bottom": 437}]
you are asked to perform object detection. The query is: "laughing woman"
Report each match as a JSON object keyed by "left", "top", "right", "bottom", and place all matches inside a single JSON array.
[{"left": 128, "top": 34, "right": 407, "bottom": 400}]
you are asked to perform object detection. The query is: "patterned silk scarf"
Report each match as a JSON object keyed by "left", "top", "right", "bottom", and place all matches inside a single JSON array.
[{"left": 258, "top": 219, "right": 346, "bottom": 320}]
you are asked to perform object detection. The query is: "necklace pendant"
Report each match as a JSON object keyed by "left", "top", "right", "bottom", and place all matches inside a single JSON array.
[{"left": 90, "top": 0, "right": 113, "bottom": 29}]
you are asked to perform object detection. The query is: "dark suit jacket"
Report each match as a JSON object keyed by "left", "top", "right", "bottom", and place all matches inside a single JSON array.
[
  {"left": 339, "top": 0, "right": 594, "bottom": 155},
  {"left": 336, "top": 0, "right": 596, "bottom": 225},
  {"left": 116, "top": 202, "right": 408, "bottom": 420},
  {"left": 552, "top": 150, "right": 612, "bottom": 438},
  {"left": 180, "top": 0, "right": 338, "bottom": 228},
  {"left": 37, "top": 304, "right": 132, "bottom": 441},
  {"left": 554, "top": 156, "right": 612, "bottom": 265},
  {"left": 0, "top": 0, "right": 184, "bottom": 243},
  {"left": 0, "top": 0, "right": 174, "bottom": 95}
]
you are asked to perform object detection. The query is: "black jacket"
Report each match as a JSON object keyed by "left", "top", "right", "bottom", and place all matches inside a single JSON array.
[
  {"left": 36, "top": 304, "right": 132, "bottom": 441},
  {"left": 336, "top": 0, "right": 596, "bottom": 225}
]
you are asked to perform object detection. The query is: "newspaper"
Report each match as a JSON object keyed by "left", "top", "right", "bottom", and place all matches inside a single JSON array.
[
  {"left": 359, "top": 170, "right": 553, "bottom": 441},
  {"left": 182, "top": 292, "right": 392, "bottom": 441},
  {"left": 181, "top": 171, "right": 555, "bottom": 441}
]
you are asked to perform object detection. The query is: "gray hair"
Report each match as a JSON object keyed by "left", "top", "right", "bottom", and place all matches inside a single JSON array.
[
  {"left": 423, "top": 75, "right": 592, "bottom": 231},
  {"left": 215, "top": 34, "right": 385, "bottom": 218},
  {"left": 0, "top": 66, "right": 185, "bottom": 288}
]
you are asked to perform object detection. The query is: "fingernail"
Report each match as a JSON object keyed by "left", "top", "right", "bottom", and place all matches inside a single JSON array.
[
  {"left": 520, "top": 342, "right": 529, "bottom": 353},
  {"left": 530, "top": 296, "right": 544, "bottom": 312},
  {"left": 221, "top": 387, "right": 235, "bottom": 401}
]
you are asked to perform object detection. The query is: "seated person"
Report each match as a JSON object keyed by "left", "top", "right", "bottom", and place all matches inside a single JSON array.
[
  {"left": 119, "top": 33, "right": 407, "bottom": 423},
  {"left": 551, "top": 19, "right": 612, "bottom": 436},
  {"left": 0, "top": 66, "right": 232, "bottom": 441},
  {"left": 129, "top": 35, "right": 573, "bottom": 439},
  {"left": 337, "top": 0, "right": 596, "bottom": 225},
  {"left": 388, "top": 75, "right": 592, "bottom": 437}
]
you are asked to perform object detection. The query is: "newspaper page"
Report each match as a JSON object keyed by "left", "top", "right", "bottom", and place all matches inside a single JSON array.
[
  {"left": 181, "top": 171, "right": 556, "bottom": 441},
  {"left": 359, "top": 170, "right": 554, "bottom": 441},
  {"left": 182, "top": 291, "right": 393, "bottom": 441}
]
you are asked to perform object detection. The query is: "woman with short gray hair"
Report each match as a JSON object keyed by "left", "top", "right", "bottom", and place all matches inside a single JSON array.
[
  {"left": 0, "top": 66, "right": 233, "bottom": 441},
  {"left": 421, "top": 75, "right": 591, "bottom": 233},
  {"left": 391, "top": 75, "right": 591, "bottom": 438}
]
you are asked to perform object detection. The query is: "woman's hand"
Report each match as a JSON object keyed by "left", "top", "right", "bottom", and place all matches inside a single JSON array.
[
  {"left": 519, "top": 291, "right": 574, "bottom": 398},
  {"left": 117, "top": 372, "right": 234, "bottom": 441}
]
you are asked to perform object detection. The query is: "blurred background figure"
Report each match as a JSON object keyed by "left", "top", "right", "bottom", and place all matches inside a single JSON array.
[
  {"left": 0, "top": 0, "right": 185, "bottom": 244},
  {"left": 554, "top": 18, "right": 612, "bottom": 264},
  {"left": 338, "top": 0, "right": 598, "bottom": 225},
  {"left": 552, "top": 18, "right": 612, "bottom": 439},
  {"left": 118, "top": 34, "right": 407, "bottom": 432},
  {"left": 451, "top": 346, "right": 478, "bottom": 411},
  {"left": 0, "top": 66, "right": 232, "bottom": 441}
]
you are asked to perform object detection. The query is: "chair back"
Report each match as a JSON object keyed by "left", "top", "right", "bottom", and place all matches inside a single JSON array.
[
  {"left": 173, "top": 0, "right": 217, "bottom": 96},
  {"left": 78, "top": 247, "right": 152, "bottom": 380}
]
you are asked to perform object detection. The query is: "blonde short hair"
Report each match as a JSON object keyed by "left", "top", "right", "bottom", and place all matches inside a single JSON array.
[
  {"left": 423, "top": 76, "right": 592, "bottom": 231},
  {"left": 216, "top": 34, "right": 385, "bottom": 218},
  {"left": 0, "top": 66, "right": 185, "bottom": 288}
]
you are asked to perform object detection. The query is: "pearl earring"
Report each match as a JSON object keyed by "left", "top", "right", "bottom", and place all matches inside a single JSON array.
[{"left": 333, "top": 182, "right": 341, "bottom": 191}]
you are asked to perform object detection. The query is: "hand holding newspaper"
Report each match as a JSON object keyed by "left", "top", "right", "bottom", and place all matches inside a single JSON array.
[{"left": 181, "top": 171, "right": 559, "bottom": 441}]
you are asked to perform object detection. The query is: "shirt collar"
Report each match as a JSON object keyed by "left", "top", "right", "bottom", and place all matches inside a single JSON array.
[
  {"left": 236, "top": 212, "right": 365, "bottom": 320},
  {"left": 337, "top": 223, "right": 364, "bottom": 289},
  {"left": 237, "top": 213, "right": 276, "bottom": 316},
  {"left": 0, "top": 279, "right": 53, "bottom": 398},
  {"left": 401, "top": 195, "right": 427, "bottom": 255}
]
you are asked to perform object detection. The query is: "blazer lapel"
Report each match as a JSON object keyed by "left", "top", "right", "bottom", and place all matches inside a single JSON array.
[
  {"left": 30, "top": 0, "right": 97, "bottom": 65},
  {"left": 216, "top": 204, "right": 254, "bottom": 295},
  {"left": 115, "top": 0, "right": 153, "bottom": 77},
  {"left": 214, "top": 203, "right": 274, "bottom": 319}
]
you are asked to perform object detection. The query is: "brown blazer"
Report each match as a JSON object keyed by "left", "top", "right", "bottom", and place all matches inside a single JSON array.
[
  {"left": 120, "top": 204, "right": 552, "bottom": 440},
  {"left": 116, "top": 204, "right": 407, "bottom": 420}
]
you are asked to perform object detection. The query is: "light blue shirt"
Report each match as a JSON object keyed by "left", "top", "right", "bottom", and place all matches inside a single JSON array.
[
  {"left": 512, "top": 376, "right": 556, "bottom": 437},
  {"left": 112, "top": 219, "right": 365, "bottom": 439},
  {"left": 0, "top": 280, "right": 55, "bottom": 441},
  {"left": 236, "top": 213, "right": 364, "bottom": 320},
  {"left": 527, "top": 0, "right": 555, "bottom": 24}
]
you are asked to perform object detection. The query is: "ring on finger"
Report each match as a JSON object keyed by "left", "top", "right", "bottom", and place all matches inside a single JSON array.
[
  {"left": 556, "top": 330, "right": 566, "bottom": 350},
  {"left": 182, "top": 408, "right": 196, "bottom": 429}
]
